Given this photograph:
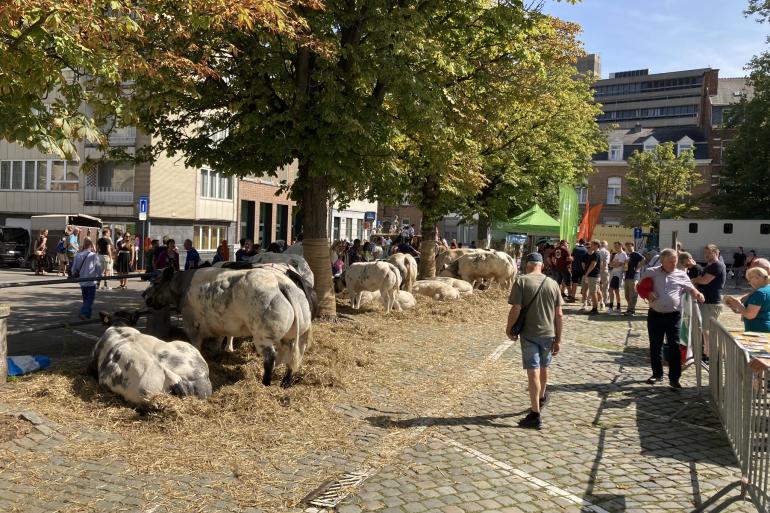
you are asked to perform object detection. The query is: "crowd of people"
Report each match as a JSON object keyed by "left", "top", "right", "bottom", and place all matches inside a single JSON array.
[{"left": 506, "top": 237, "right": 770, "bottom": 430}]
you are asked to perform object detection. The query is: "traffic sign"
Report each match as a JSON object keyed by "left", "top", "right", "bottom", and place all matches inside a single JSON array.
[
  {"left": 138, "top": 196, "right": 148, "bottom": 221},
  {"left": 633, "top": 227, "right": 642, "bottom": 239}
]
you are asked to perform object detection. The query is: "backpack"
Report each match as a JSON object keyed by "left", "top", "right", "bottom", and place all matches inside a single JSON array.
[{"left": 56, "top": 239, "right": 65, "bottom": 253}]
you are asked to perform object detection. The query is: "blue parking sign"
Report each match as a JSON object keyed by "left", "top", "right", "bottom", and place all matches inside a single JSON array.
[
  {"left": 633, "top": 227, "right": 642, "bottom": 239},
  {"left": 138, "top": 196, "right": 148, "bottom": 220}
]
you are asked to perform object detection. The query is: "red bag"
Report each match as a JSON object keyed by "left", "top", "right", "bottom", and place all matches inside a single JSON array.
[{"left": 636, "top": 277, "right": 654, "bottom": 300}]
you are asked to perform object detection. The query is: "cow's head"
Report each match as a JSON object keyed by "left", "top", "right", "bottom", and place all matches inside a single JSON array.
[
  {"left": 333, "top": 271, "right": 347, "bottom": 294},
  {"left": 143, "top": 266, "right": 182, "bottom": 310}
]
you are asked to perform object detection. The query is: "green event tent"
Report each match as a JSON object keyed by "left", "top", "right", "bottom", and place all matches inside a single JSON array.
[{"left": 494, "top": 204, "right": 560, "bottom": 235}]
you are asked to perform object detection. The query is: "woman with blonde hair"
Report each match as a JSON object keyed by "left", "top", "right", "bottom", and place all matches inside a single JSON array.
[{"left": 726, "top": 266, "right": 770, "bottom": 333}]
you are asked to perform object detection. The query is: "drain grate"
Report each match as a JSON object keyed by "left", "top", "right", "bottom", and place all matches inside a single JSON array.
[{"left": 301, "top": 468, "right": 375, "bottom": 509}]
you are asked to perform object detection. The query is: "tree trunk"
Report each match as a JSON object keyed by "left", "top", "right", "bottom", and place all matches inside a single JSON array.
[
  {"left": 418, "top": 222, "right": 438, "bottom": 279},
  {"left": 476, "top": 212, "right": 490, "bottom": 249},
  {"left": 298, "top": 160, "right": 336, "bottom": 318}
]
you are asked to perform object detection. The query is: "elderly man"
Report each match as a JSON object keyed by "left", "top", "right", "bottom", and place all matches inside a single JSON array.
[
  {"left": 506, "top": 253, "right": 563, "bottom": 429},
  {"left": 642, "top": 248, "right": 705, "bottom": 389}
]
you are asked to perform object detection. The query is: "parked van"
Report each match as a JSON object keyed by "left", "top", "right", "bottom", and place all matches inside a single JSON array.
[
  {"left": 659, "top": 218, "right": 770, "bottom": 265},
  {"left": 0, "top": 226, "right": 31, "bottom": 267}
]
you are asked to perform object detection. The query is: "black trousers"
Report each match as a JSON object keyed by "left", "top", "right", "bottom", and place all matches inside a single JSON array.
[{"left": 647, "top": 309, "right": 682, "bottom": 384}]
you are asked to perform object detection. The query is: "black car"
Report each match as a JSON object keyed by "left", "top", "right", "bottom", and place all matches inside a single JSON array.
[{"left": 0, "top": 226, "right": 31, "bottom": 267}]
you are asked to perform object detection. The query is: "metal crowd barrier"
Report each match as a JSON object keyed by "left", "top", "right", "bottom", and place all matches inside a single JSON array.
[{"left": 699, "top": 319, "right": 770, "bottom": 512}]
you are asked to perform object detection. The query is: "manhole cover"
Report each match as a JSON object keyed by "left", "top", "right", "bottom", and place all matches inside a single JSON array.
[
  {"left": 301, "top": 469, "right": 375, "bottom": 508},
  {"left": 0, "top": 414, "right": 32, "bottom": 444}
]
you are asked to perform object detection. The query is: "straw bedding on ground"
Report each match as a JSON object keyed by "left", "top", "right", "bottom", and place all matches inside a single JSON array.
[{"left": 0, "top": 288, "right": 512, "bottom": 510}]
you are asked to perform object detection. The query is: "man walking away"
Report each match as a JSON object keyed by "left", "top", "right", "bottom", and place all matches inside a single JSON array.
[
  {"left": 691, "top": 245, "right": 726, "bottom": 360},
  {"left": 624, "top": 242, "right": 644, "bottom": 316},
  {"left": 506, "top": 253, "right": 563, "bottom": 429},
  {"left": 584, "top": 241, "right": 601, "bottom": 315},
  {"left": 72, "top": 239, "right": 102, "bottom": 320},
  {"left": 569, "top": 239, "right": 587, "bottom": 303},
  {"left": 598, "top": 241, "right": 611, "bottom": 311},
  {"left": 66, "top": 226, "right": 80, "bottom": 274},
  {"left": 642, "top": 248, "right": 704, "bottom": 389}
]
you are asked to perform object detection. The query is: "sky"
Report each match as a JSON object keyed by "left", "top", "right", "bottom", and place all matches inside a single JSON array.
[{"left": 542, "top": 0, "right": 769, "bottom": 78}]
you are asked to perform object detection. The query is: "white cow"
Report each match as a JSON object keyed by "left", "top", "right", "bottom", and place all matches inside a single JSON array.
[
  {"left": 88, "top": 312, "right": 212, "bottom": 407},
  {"left": 144, "top": 266, "right": 313, "bottom": 388},
  {"left": 359, "top": 290, "right": 417, "bottom": 310},
  {"left": 435, "top": 248, "right": 477, "bottom": 274},
  {"left": 441, "top": 251, "right": 516, "bottom": 289},
  {"left": 333, "top": 261, "right": 402, "bottom": 313},
  {"left": 432, "top": 276, "right": 474, "bottom": 295},
  {"left": 412, "top": 279, "right": 461, "bottom": 301},
  {"left": 247, "top": 252, "right": 315, "bottom": 287},
  {"left": 387, "top": 253, "right": 418, "bottom": 293}
]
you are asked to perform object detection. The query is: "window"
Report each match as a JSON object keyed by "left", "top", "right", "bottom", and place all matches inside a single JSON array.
[
  {"left": 577, "top": 186, "right": 588, "bottom": 205},
  {"left": 643, "top": 137, "right": 658, "bottom": 153},
  {"left": 50, "top": 161, "right": 79, "bottom": 191},
  {"left": 607, "top": 177, "right": 621, "bottom": 204},
  {"left": 678, "top": 142, "right": 693, "bottom": 155},
  {"left": 355, "top": 218, "right": 363, "bottom": 240},
  {"left": 193, "top": 225, "right": 226, "bottom": 251},
  {"left": 199, "top": 168, "right": 232, "bottom": 200},
  {"left": 609, "top": 143, "right": 623, "bottom": 161},
  {"left": 761, "top": 224, "right": 770, "bottom": 235},
  {"left": 724, "top": 223, "right": 733, "bottom": 234},
  {"left": 333, "top": 217, "right": 341, "bottom": 241},
  {"left": 97, "top": 161, "right": 134, "bottom": 190},
  {"left": 0, "top": 160, "right": 73, "bottom": 191},
  {"left": 689, "top": 223, "right": 698, "bottom": 233},
  {"left": 346, "top": 218, "right": 353, "bottom": 240}
]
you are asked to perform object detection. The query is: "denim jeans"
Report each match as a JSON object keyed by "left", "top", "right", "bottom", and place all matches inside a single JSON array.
[
  {"left": 647, "top": 309, "right": 682, "bottom": 383},
  {"left": 80, "top": 286, "right": 96, "bottom": 319}
]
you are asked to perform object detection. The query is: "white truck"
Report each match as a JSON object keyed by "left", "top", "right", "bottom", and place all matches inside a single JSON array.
[{"left": 659, "top": 218, "right": 770, "bottom": 264}]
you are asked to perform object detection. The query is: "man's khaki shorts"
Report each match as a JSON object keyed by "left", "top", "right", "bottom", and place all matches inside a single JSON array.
[
  {"left": 698, "top": 303, "right": 723, "bottom": 333},
  {"left": 586, "top": 276, "right": 599, "bottom": 295},
  {"left": 99, "top": 254, "right": 113, "bottom": 272}
]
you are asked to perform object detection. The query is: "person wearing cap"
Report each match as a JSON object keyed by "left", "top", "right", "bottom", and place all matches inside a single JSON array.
[{"left": 506, "top": 252, "right": 563, "bottom": 430}]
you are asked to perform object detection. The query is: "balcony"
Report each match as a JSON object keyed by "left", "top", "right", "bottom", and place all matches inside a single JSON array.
[{"left": 85, "top": 186, "right": 133, "bottom": 204}]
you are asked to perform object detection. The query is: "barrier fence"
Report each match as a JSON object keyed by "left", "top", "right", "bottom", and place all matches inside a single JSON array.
[{"left": 700, "top": 314, "right": 770, "bottom": 512}]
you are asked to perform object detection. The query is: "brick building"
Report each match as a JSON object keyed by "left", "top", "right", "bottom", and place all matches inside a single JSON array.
[
  {"left": 237, "top": 162, "right": 296, "bottom": 248},
  {"left": 583, "top": 65, "right": 750, "bottom": 225}
]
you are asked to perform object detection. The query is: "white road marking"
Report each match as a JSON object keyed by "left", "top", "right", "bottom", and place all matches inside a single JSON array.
[{"left": 437, "top": 433, "right": 612, "bottom": 513}]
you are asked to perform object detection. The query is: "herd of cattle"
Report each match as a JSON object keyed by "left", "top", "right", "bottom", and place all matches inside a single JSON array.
[{"left": 88, "top": 247, "right": 517, "bottom": 408}]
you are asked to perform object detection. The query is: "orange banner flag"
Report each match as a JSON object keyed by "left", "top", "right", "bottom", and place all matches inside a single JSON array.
[
  {"left": 577, "top": 199, "right": 591, "bottom": 241},
  {"left": 587, "top": 204, "right": 603, "bottom": 240}
]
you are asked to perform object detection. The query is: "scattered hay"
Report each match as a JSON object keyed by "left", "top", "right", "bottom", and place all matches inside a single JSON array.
[
  {"left": 1, "top": 286, "right": 512, "bottom": 509},
  {"left": 0, "top": 414, "right": 32, "bottom": 444}
]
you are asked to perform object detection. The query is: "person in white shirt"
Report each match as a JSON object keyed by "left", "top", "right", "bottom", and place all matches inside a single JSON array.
[{"left": 607, "top": 241, "right": 627, "bottom": 314}]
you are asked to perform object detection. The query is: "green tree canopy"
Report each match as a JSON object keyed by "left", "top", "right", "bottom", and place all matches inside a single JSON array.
[
  {"left": 0, "top": 0, "right": 309, "bottom": 159},
  {"left": 717, "top": 3, "right": 770, "bottom": 216},
  {"left": 621, "top": 142, "right": 703, "bottom": 228}
]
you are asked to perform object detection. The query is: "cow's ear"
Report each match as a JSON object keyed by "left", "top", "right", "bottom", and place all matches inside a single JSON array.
[
  {"left": 98, "top": 312, "right": 111, "bottom": 326},
  {"left": 162, "top": 266, "right": 175, "bottom": 281}
]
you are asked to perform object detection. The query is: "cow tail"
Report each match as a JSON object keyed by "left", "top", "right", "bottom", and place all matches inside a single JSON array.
[{"left": 279, "top": 281, "right": 304, "bottom": 371}]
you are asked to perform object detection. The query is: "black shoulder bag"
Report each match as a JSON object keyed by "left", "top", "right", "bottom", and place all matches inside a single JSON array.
[{"left": 510, "top": 277, "right": 547, "bottom": 337}]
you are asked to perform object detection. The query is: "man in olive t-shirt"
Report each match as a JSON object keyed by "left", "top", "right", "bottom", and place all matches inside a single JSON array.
[{"left": 506, "top": 252, "right": 563, "bottom": 429}]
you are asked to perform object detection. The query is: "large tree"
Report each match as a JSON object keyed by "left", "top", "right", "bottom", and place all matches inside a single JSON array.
[
  {"left": 621, "top": 142, "right": 703, "bottom": 228},
  {"left": 0, "top": 0, "right": 306, "bottom": 159},
  {"left": 131, "top": 1, "right": 543, "bottom": 314},
  {"left": 716, "top": 2, "right": 770, "bottom": 216}
]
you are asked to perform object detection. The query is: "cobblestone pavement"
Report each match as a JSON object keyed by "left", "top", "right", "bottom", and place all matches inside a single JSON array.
[{"left": 0, "top": 272, "right": 760, "bottom": 512}]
